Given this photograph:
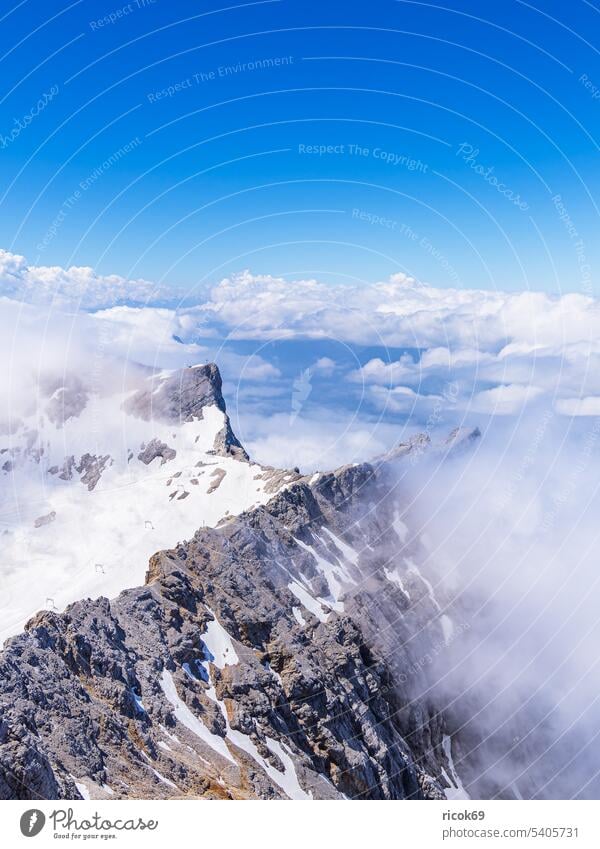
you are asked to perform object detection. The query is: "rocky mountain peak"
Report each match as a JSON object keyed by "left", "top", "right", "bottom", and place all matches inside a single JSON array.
[
  {"left": 373, "top": 427, "right": 482, "bottom": 466},
  {"left": 442, "top": 426, "right": 482, "bottom": 455},
  {"left": 123, "top": 362, "right": 247, "bottom": 459}
]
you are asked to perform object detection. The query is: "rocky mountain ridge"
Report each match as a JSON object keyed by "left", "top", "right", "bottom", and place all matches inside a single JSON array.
[
  {"left": 1, "top": 363, "right": 576, "bottom": 801},
  {"left": 0, "top": 448, "right": 465, "bottom": 800},
  {"left": 0, "top": 364, "right": 482, "bottom": 801}
]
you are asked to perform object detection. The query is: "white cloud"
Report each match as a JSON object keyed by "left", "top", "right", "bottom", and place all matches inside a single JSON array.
[
  {"left": 312, "top": 356, "right": 337, "bottom": 376},
  {"left": 555, "top": 396, "right": 600, "bottom": 416},
  {"left": 366, "top": 384, "right": 443, "bottom": 415},
  {"left": 2, "top": 252, "right": 598, "bottom": 466},
  {"left": 469, "top": 383, "right": 545, "bottom": 415},
  {"left": 241, "top": 410, "right": 403, "bottom": 472},
  {"left": 3, "top": 253, "right": 599, "bottom": 352}
]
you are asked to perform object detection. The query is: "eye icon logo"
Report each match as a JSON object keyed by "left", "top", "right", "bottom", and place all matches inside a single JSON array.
[{"left": 19, "top": 810, "right": 46, "bottom": 837}]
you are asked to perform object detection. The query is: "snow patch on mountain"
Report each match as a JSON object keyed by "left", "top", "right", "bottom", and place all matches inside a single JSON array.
[{"left": 160, "top": 669, "right": 235, "bottom": 765}]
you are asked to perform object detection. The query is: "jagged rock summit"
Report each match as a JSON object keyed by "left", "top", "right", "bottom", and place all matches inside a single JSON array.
[
  {"left": 0, "top": 363, "right": 296, "bottom": 640},
  {"left": 125, "top": 363, "right": 227, "bottom": 424},
  {"left": 123, "top": 363, "right": 248, "bottom": 458}
]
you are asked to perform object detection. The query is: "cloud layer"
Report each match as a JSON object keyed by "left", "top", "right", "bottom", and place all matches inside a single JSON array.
[
  {"left": 0, "top": 249, "right": 178, "bottom": 310},
  {"left": 1, "top": 250, "right": 598, "bottom": 470}
]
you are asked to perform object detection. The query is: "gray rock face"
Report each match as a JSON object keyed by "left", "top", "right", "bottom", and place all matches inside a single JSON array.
[
  {"left": 122, "top": 363, "right": 247, "bottom": 460},
  {"left": 49, "top": 454, "right": 111, "bottom": 490},
  {"left": 55, "top": 456, "right": 76, "bottom": 481},
  {"left": 137, "top": 439, "right": 177, "bottom": 466},
  {"left": 44, "top": 377, "right": 88, "bottom": 427},
  {"left": 211, "top": 418, "right": 248, "bottom": 460},
  {"left": 123, "top": 363, "right": 225, "bottom": 425},
  {"left": 76, "top": 453, "right": 112, "bottom": 490},
  {"left": 0, "top": 449, "right": 463, "bottom": 801},
  {"left": 33, "top": 511, "right": 56, "bottom": 528},
  {"left": 206, "top": 468, "right": 226, "bottom": 493},
  {"left": 122, "top": 363, "right": 248, "bottom": 460}
]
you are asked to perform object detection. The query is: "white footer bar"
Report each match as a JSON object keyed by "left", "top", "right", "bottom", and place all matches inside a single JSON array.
[{"left": 1, "top": 799, "right": 598, "bottom": 848}]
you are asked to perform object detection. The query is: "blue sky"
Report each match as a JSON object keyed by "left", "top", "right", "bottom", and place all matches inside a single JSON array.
[{"left": 0, "top": 0, "right": 598, "bottom": 295}]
